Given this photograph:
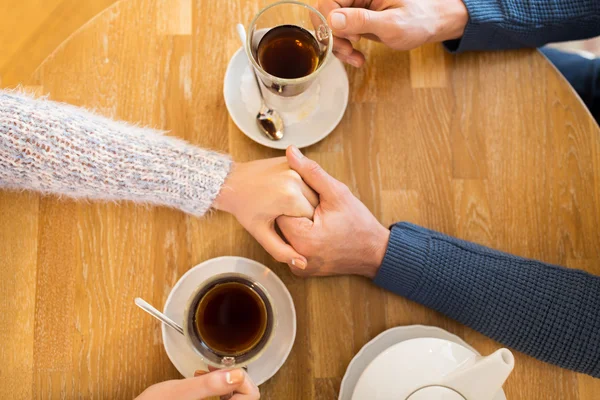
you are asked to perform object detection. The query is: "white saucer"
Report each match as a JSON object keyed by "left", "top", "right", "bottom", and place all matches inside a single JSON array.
[
  {"left": 162, "top": 256, "right": 296, "bottom": 385},
  {"left": 339, "top": 325, "right": 507, "bottom": 400},
  {"left": 223, "top": 47, "right": 349, "bottom": 149}
]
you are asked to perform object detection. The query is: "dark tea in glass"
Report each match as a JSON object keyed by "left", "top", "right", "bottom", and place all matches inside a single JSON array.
[
  {"left": 194, "top": 281, "right": 268, "bottom": 356},
  {"left": 184, "top": 274, "right": 275, "bottom": 367},
  {"left": 257, "top": 24, "right": 320, "bottom": 79}
]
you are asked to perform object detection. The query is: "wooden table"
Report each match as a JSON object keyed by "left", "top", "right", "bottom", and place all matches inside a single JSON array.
[{"left": 1, "top": 0, "right": 599, "bottom": 398}]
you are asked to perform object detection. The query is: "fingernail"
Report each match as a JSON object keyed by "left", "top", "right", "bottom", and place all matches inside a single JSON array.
[
  {"left": 290, "top": 145, "right": 304, "bottom": 159},
  {"left": 330, "top": 12, "right": 346, "bottom": 30},
  {"left": 226, "top": 369, "right": 245, "bottom": 385},
  {"left": 292, "top": 258, "right": 307, "bottom": 270}
]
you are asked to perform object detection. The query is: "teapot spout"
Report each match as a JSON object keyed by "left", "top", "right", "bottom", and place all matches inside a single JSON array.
[{"left": 443, "top": 348, "right": 515, "bottom": 400}]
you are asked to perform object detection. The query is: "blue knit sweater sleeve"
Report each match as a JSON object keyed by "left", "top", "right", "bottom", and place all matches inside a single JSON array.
[
  {"left": 373, "top": 222, "right": 600, "bottom": 377},
  {"left": 444, "top": 0, "right": 600, "bottom": 52}
]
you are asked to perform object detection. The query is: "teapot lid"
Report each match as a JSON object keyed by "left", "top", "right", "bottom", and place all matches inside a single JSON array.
[{"left": 407, "top": 386, "right": 465, "bottom": 400}]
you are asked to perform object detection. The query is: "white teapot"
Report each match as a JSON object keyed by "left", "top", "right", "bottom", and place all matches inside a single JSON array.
[{"left": 352, "top": 337, "right": 515, "bottom": 400}]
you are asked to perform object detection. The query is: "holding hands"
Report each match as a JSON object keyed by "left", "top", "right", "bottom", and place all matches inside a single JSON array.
[
  {"left": 317, "top": 0, "right": 468, "bottom": 67},
  {"left": 211, "top": 147, "right": 389, "bottom": 278},
  {"left": 213, "top": 157, "right": 318, "bottom": 268},
  {"left": 278, "top": 147, "right": 390, "bottom": 278}
]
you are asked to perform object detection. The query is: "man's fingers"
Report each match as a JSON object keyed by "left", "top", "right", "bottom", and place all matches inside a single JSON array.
[
  {"left": 317, "top": 0, "right": 372, "bottom": 20},
  {"left": 175, "top": 369, "right": 252, "bottom": 399},
  {"left": 254, "top": 223, "right": 307, "bottom": 268},
  {"left": 333, "top": 48, "right": 365, "bottom": 68},
  {"left": 332, "top": 36, "right": 354, "bottom": 56},
  {"left": 286, "top": 146, "right": 339, "bottom": 197},
  {"left": 328, "top": 8, "right": 393, "bottom": 38},
  {"left": 277, "top": 215, "right": 312, "bottom": 241},
  {"left": 361, "top": 32, "right": 382, "bottom": 42}
]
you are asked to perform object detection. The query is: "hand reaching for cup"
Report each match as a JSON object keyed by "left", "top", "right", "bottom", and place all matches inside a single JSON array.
[
  {"left": 213, "top": 157, "right": 318, "bottom": 269},
  {"left": 135, "top": 369, "right": 259, "bottom": 400},
  {"left": 317, "top": 0, "right": 469, "bottom": 67},
  {"left": 277, "top": 147, "right": 390, "bottom": 278}
]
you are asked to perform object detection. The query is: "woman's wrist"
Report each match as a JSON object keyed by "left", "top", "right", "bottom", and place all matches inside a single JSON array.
[
  {"left": 431, "top": 0, "right": 469, "bottom": 43},
  {"left": 213, "top": 162, "right": 240, "bottom": 214}
]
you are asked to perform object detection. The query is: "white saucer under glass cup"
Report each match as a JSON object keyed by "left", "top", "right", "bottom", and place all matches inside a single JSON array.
[{"left": 246, "top": 0, "right": 333, "bottom": 98}]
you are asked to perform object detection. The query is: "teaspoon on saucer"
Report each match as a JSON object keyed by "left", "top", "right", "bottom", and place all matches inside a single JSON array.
[
  {"left": 236, "top": 23, "right": 284, "bottom": 141},
  {"left": 135, "top": 297, "right": 184, "bottom": 335}
]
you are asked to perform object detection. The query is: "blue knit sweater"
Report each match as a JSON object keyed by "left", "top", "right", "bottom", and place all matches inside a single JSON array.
[
  {"left": 444, "top": 0, "right": 600, "bottom": 52},
  {"left": 374, "top": 223, "right": 600, "bottom": 377}
]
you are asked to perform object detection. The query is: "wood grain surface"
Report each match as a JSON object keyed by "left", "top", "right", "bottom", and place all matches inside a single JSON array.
[
  {"left": 1, "top": 0, "right": 600, "bottom": 399},
  {"left": 0, "top": 0, "right": 118, "bottom": 87}
]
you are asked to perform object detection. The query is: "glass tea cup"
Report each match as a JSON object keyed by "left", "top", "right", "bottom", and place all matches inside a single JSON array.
[
  {"left": 246, "top": 0, "right": 333, "bottom": 98},
  {"left": 183, "top": 273, "right": 277, "bottom": 369}
]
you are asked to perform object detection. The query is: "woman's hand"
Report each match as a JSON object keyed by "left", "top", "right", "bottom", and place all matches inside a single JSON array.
[
  {"left": 213, "top": 157, "right": 318, "bottom": 268},
  {"left": 135, "top": 369, "right": 259, "bottom": 400}
]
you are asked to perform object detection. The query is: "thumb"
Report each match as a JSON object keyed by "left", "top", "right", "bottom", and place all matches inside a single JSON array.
[
  {"left": 328, "top": 8, "right": 392, "bottom": 38},
  {"left": 286, "top": 146, "right": 338, "bottom": 197},
  {"left": 174, "top": 369, "right": 247, "bottom": 399},
  {"left": 253, "top": 222, "right": 307, "bottom": 269}
]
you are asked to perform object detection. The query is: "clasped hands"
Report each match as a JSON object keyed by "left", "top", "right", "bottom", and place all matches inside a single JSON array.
[{"left": 215, "top": 145, "right": 390, "bottom": 279}]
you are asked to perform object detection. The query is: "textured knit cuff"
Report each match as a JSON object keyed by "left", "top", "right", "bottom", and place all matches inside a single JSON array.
[
  {"left": 372, "top": 222, "right": 431, "bottom": 299},
  {"left": 181, "top": 151, "right": 233, "bottom": 216},
  {"left": 443, "top": 0, "right": 506, "bottom": 53}
]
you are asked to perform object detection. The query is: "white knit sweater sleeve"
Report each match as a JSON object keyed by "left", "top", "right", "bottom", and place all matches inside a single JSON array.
[{"left": 0, "top": 90, "right": 232, "bottom": 216}]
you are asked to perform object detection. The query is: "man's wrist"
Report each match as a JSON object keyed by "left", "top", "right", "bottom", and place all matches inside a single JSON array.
[
  {"left": 363, "top": 225, "right": 391, "bottom": 279},
  {"left": 431, "top": 0, "right": 469, "bottom": 43}
]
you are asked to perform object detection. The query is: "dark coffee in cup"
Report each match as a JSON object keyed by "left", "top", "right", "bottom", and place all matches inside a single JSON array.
[
  {"left": 185, "top": 274, "right": 274, "bottom": 363},
  {"left": 194, "top": 281, "right": 267, "bottom": 355},
  {"left": 257, "top": 24, "right": 320, "bottom": 79}
]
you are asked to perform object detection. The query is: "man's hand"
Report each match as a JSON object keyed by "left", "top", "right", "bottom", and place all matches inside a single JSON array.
[
  {"left": 135, "top": 369, "right": 259, "bottom": 400},
  {"left": 317, "top": 0, "right": 469, "bottom": 67},
  {"left": 276, "top": 147, "right": 390, "bottom": 278}
]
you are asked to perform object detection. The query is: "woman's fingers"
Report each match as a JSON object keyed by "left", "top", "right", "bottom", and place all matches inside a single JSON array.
[
  {"left": 197, "top": 368, "right": 258, "bottom": 399},
  {"left": 225, "top": 369, "right": 260, "bottom": 400},
  {"left": 174, "top": 369, "right": 256, "bottom": 400},
  {"left": 252, "top": 223, "right": 307, "bottom": 268},
  {"left": 300, "top": 182, "right": 319, "bottom": 208},
  {"left": 291, "top": 190, "right": 317, "bottom": 219},
  {"left": 229, "top": 370, "right": 260, "bottom": 400}
]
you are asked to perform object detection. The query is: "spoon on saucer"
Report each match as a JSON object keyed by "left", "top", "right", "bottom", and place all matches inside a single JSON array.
[
  {"left": 236, "top": 23, "right": 284, "bottom": 141},
  {"left": 134, "top": 296, "right": 248, "bottom": 386},
  {"left": 134, "top": 297, "right": 184, "bottom": 335}
]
